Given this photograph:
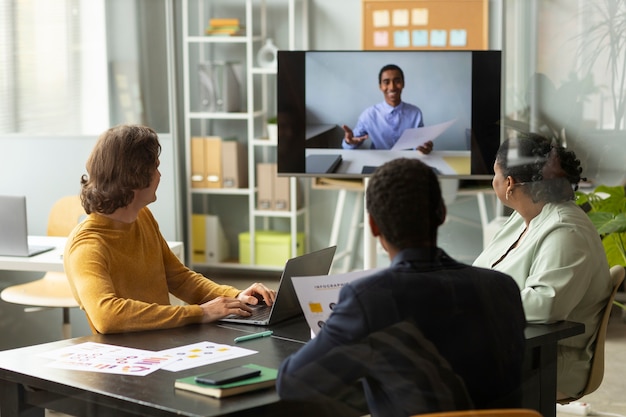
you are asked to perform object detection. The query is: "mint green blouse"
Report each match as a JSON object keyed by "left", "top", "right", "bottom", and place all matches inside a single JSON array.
[{"left": 473, "top": 201, "right": 612, "bottom": 397}]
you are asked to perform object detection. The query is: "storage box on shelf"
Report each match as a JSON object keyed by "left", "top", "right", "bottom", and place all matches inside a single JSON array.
[
  {"left": 182, "top": 0, "right": 309, "bottom": 271},
  {"left": 239, "top": 230, "right": 305, "bottom": 267}
]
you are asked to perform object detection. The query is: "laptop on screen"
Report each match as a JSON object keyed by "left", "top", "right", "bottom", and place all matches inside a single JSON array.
[
  {"left": 0, "top": 195, "right": 55, "bottom": 257},
  {"left": 220, "top": 245, "right": 337, "bottom": 326}
]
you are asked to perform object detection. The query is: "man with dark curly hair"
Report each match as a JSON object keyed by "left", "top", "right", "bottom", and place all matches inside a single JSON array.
[
  {"left": 64, "top": 124, "right": 276, "bottom": 334},
  {"left": 277, "top": 158, "right": 526, "bottom": 416}
]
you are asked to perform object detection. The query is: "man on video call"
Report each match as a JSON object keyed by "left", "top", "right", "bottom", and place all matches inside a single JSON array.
[{"left": 341, "top": 63, "right": 433, "bottom": 153}]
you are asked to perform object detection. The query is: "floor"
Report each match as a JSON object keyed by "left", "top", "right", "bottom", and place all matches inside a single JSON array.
[{"left": 557, "top": 308, "right": 626, "bottom": 417}]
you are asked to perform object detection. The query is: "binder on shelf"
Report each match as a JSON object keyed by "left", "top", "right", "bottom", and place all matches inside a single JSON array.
[
  {"left": 256, "top": 163, "right": 274, "bottom": 210},
  {"left": 273, "top": 174, "right": 291, "bottom": 211},
  {"left": 222, "top": 140, "right": 248, "bottom": 188},
  {"left": 191, "top": 214, "right": 229, "bottom": 264},
  {"left": 203, "top": 136, "right": 223, "bottom": 188},
  {"left": 198, "top": 62, "right": 241, "bottom": 112},
  {"left": 190, "top": 137, "right": 207, "bottom": 188}
]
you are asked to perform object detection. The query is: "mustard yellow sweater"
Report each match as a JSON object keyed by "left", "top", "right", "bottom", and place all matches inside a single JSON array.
[{"left": 64, "top": 207, "right": 239, "bottom": 334}]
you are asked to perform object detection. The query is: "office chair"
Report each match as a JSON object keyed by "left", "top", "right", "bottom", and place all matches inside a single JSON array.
[
  {"left": 412, "top": 409, "right": 543, "bottom": 417},
  {"left": 0, "top": 195, "right": 84, "bottom": 339},
  {"left": 557, "top": 264, "right": 625, "bottom": 404}
]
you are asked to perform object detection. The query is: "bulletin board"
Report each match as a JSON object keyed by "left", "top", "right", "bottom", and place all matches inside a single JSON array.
[{"left": 362, "top": 0, "right": 488, "bottom": 50}]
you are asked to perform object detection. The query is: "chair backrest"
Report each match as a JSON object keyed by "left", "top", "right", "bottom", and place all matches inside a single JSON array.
[
  {"left": 47, "top": 195, "right": 85, "bottom": 237},
  {"left": 581, "top": 264, "right": 625, "bottom": 395},
  {"left": 412, "top": 408, "right": 543, "bottom": 417}
]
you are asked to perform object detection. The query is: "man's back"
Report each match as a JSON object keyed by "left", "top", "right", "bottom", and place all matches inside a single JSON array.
[{"left": 278, "top": 248, "right": 526, "bottom": 413}]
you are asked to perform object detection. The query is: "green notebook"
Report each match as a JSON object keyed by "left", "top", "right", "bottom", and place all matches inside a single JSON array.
[{"left": 174, "top": 364, "right": 278, "bottom": 398}]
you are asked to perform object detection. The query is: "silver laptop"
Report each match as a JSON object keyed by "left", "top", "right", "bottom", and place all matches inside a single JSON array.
[
  {"left": 0, "top": 195, "right": 55, "bottom": 257},
  {"left": 220, "top": 246, "right": 337, "bottom": 325}
]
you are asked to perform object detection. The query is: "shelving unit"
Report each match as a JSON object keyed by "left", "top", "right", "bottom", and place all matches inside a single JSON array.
[{"left": 181, "top": 0, "right": 308, "bottom": 272}]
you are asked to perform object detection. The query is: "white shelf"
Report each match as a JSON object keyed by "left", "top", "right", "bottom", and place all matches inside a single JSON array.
[
  {"left": 190, "top": 188, "right": 252, "bottom": 196},
  {"left": 182, "top": 0, "right": 308, "bottom": 270}
]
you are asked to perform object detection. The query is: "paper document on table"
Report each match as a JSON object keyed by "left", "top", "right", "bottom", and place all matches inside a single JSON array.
[
  {"left": 39, "top": 342, "right": 179, "bottom": 376},
  {"left": 391, "top": 119, "right": 457, "bottom": 150},
  {"left": 38, "top": 341, "right": 257, "bottom": 375},
  {"left": 158, "top": 341, "right": 257, "bottom": 372},
  {"left": 291, "top": 268, "right": 383, "bottom": 336}
]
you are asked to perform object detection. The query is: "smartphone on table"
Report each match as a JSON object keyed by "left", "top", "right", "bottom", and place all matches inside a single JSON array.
[{"left": 194, "top": 366, "right": 261, "bottom": 385}]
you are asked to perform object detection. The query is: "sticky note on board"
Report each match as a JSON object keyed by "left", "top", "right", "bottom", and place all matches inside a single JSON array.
[
  {"left": 372, "top": 10, "right": 390, "bottom": 28},
  {"left": 392, "top": 9, "right": 409, "bottom": 26},
  {"left": 450, "top": 29, "right": 467, "bottom": 47},
  {"left": 412, "top": 30, "right": 428, "bottom": 47},
  {"left": 430, "top": 30, "right": 447, "bottom": 47},
  {"left": 373, "top": 30, "right": 389, "bottom": 47},
  {"left": 394, "top": 30, "right": 410, "bottom": 47},
  {"left": 412, "top": 8, "right": 429, "bottom": 25}
]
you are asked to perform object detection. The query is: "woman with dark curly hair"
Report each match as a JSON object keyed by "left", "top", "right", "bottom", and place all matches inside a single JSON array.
[
  {"left": 64, "top": 124, "right": 276, "bottom": 334},
  {"left": 473, "top": 134, "right": 612, "bottom": 400}
]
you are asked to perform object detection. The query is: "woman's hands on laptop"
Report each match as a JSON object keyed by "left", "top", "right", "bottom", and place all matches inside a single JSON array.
[
  {"left": 238, "top": 282, "right": 277, "bottom": 306},
  {"left": 200, "top": 296, "right": 253, "bottom": 322},
  {"left": 199, "top": 283, "right": 276, "bottom": 322}
]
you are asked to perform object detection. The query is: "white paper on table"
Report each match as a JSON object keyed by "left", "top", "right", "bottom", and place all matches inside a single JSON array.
[
  {"left": 157, "top": 341, "right": 257, "bottom": 372},
  {"left": 291, "top": 269, "right": 383, "bottom": 337},
  {"left": 40, "top": 342, "right": 179, "bottom": 376},
  {"left": 391, "top": 119, "right": 457, "bottom": 150}
]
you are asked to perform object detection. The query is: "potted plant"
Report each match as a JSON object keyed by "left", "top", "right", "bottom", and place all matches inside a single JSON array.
[
  {"left": 266, "top": 115, "right": 278, "bottom": 144},
  {"left": 576, "top": 185, "right": 626, "bottom": 268},
  {"left": 576, "top": 184, "right": 626, "bottom": 310}
]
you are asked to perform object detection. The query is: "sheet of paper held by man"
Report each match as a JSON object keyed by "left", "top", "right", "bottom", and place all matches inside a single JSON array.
[
  {"left": 291, "top": 269, "right": 383, "bottom": 337},
  {"left": 391, "top": 119, "right": 457, "bottom": 151}
]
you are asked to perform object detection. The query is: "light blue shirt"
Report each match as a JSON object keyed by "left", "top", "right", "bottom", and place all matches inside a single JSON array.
[{"left": 342, "top": 101, "right": 424, "bottom": 150}]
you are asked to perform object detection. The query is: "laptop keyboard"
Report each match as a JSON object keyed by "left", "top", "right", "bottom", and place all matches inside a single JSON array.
[
  {"left": 248, "top": 306, "right": 270, "bottom": 320},
  {"left": 225, "top": 304, "right": 270, "bottom": 321}
]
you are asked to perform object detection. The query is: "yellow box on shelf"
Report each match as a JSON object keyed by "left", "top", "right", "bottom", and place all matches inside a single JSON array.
[{"left": 239, "top": 230, "right": 305, "bottom": 267}]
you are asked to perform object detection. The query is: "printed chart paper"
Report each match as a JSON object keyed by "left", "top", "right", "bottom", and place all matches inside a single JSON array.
[
  {"left": 158, "top": 341, "right": 257, "bottom": 372},
  {"left": 40, "top": 342, "right": 179, "bottom": 376},
  {"left": 291, "top": 269, "right": 382, "bottom": 336},
  {"left": 39, "top": 341, "right": 257, "bottom": 376}
]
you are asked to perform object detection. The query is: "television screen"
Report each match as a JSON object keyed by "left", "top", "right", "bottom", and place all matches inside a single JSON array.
[{"left": 277, "top": 50, "right": 502, "bottom": 178}]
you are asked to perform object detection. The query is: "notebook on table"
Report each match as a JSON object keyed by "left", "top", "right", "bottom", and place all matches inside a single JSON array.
[
  {"left": 219, "top": 246, "right": 337, "bottom": 325},
  {"left": 0, "top": 195, "right": 55, "bottom": 257}
]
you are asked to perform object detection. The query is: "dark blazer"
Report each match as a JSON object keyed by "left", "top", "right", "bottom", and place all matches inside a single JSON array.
[{"left": 277, "top": 247, "right": 526, "bottom": 416}]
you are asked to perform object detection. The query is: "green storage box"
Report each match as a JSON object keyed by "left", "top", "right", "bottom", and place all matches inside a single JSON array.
[{"left": 239, "top": 230, "right": 305, "bottom": 266}]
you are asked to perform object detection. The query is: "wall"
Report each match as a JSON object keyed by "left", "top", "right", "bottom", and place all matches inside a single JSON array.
[{"left": 0, "top": 135, "right": 179, "bottom": 240}]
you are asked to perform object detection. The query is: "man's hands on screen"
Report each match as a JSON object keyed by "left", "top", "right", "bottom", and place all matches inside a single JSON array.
[
  {"left": 418, "top": 140, "right": 434, "bottom": 154},
  {"left": 342, "top": 125, "right": 368, "bottom": 146}
]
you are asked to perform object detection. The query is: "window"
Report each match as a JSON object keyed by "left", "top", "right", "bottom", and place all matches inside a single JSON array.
[{"left": 0, "top": 0, "right": 109, "bottom": 134}]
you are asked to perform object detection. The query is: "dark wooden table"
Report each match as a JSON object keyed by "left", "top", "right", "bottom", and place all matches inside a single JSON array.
[
  {"left": 523, "top": 321, "right": 585, "bottom": 417},
  {"left": 0, "top": 317, "right": 584, "bottom": 417}
]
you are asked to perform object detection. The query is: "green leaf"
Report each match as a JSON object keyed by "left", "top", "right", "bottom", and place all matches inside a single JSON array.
[
  {"left": 603, "top": 232, "right": 626, "bottom": 267},
  {"left": 591, "top": 212, "right": 626, "bottom": 235}
]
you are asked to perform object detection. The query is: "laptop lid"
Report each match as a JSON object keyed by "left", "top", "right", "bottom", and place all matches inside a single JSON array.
[
  {"left": 0, "top": 195, "right": 54, "bottom": 257},
  {"left": 220, "top": 245, "right": 337, "bottom": 325}
]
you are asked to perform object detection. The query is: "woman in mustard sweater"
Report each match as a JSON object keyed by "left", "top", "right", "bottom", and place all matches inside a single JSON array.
[{"left": 64, "top": 124, "right": 275, "bottom": 334}]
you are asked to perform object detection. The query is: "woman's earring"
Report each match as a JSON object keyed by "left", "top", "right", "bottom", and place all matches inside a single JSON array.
[{"left": 506, "top": 190, "right": 511, "bottom": 201}]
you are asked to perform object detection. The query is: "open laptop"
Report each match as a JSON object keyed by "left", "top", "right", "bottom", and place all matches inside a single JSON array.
[
  {"left": 220, "top": 246, "right": 337, "bottom": 325},
  {"left": 0, "top": 195, "right": 55, "bottom": 257}
]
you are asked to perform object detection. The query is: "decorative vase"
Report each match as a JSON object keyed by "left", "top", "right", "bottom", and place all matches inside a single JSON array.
[
  {"left": 267, "top": 123, "right": 278, "bottom": 144},
  {"left": 257, "top": 38, "right": 278, "bottom": 69}
]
